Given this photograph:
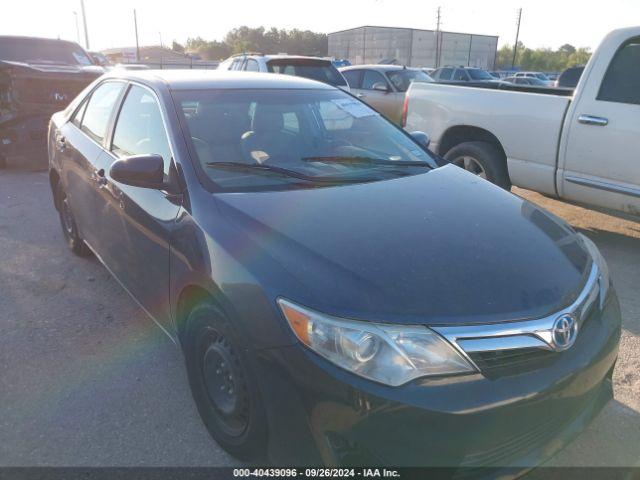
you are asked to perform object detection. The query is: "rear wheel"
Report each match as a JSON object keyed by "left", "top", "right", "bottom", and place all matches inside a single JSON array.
[
  {"left": 444, "top": 141, "right": 511, "bottom": 190},
  {"left": 56, "top": 184, "right": 91, "bottom": 257},
  {"left": 183, "top": 302, "right": 267, "bottom": 461},
  {"left": 0, "top": 155, "right": 6, "bottom": 169}
]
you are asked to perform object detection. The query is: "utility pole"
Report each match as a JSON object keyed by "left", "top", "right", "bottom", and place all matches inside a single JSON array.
[
  {"left": 512, "top": 8, "right": 522, "bottom": 69},
  {"left": 435, "top": 6, "right": 442, "bottom": 68},
  {"left": 133, "top": 9, "right": 140, "bottom": 62},
  {"left": 80, "top": 0, "right": 89, "bottom": 50},
  {"left": 73, "top": 11, "right": 80, "bottom": 44}
]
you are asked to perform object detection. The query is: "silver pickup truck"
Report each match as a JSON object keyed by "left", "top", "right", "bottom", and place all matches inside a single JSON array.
[{"left": 404, "top": 27, "right": 640, "bottom": 217}]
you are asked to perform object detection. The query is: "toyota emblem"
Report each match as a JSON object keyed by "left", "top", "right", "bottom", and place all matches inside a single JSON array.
[{"left": 552, "top": 314, "right": 578, "bottom": 351}]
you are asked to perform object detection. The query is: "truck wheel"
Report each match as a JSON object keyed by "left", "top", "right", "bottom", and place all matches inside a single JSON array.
[
  {"left": 183, "top": 302, "right": 268, "bottom": 461},
  {"left": 444, "top": 141, "right": 511, "bottom": 190}
]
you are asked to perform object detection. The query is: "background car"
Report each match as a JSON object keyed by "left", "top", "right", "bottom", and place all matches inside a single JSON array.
[
  {"left": 339, "top": 65, "right": 433, "bottom": 124},
  {"left": 513, "top": 71, "right": 554, "bottom": 86},
  {"left": 217, "top": 53, "right": 349, "bottom": 89},
  {"left": 431, "top": 66, "right": 503, "bottom": 85},
  {"left": 503, "top": 76, "right": 549, "bottom": 86},
  {"left": 0, "top": 35, "right": 103, "bottom": 168},
  {"left": 556, "top": 65, "right": 585, "bottom": 88}
]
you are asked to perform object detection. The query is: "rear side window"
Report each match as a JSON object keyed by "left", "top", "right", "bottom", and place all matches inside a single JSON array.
[
  {"left": 342, "top": 70, "right": 362, "bottom": 88},
  {"left": 598, "top": 37, "right": 640, "bottom": 105},
  {"left": 267, "top": 59, "right": 347, "bottom": 87},
  {"left": 80, "top": 82, "right": 124, "bottom": 143},
  {"left": 72, "top": 98, "right": 89, "bottom": 128},
  {"left": 245, "top": 58, "right": 260, "bottom": 72},
  {"left": 231, "top": 58, "right": 244, "bottom": 70},
  {"left": 453, "top": 69, "right": 468, "bottom": 81},
  {"left": 438, "top": 68, "right": 453, "bottom": 80},
  {"left": 111, "top": 85, "right": 172, "bottom": 172}
]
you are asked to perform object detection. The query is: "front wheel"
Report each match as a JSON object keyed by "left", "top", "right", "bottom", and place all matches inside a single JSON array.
[
  {"left": 444, "top": 141, "right": 511, "bottom": 190},
  {"left": 183, "top": 303, "right": 267, "bottom": 461},
  {"left": 56, "top": 184, "right": 91, "bottom": 257}
]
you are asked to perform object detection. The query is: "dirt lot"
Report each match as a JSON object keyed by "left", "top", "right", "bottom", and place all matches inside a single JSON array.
[{"left": 0, "top": 171, "right": 638, "bottom": 467}]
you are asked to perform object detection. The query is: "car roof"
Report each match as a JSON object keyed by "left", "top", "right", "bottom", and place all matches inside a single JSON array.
[
  {"left": 0, "top": 35, "right": 81, "bottom": 46},
  {"left": 100, "top": 69, "right": 336, "bottom": 91},
  {"left": 340, "top": 65, "right": 420, "bottom": 72},
  {"left": 233, "top": 54, "right": 332, "bottom": 62}
]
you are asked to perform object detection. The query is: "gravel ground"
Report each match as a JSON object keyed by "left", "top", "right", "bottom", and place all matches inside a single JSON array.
[{"left": 0, "top": 171, "right": 638, "bottom": 467}]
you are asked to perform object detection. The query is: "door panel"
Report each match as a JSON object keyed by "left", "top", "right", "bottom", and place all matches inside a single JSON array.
[
  {"left": 62, "top": 82, "right": 125, "bottom": 249},
  {"left": 99, "top": 85, "right": 181, "bottom": 330},
  {"left": 358, "top": 70, "right": 402, "bottom": 123},
  {"left": 560, "top": 37, "right": 640, "bottom": 215}
]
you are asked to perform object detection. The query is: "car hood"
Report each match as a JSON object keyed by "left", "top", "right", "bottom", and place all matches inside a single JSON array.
[{"left": 215, "top": 165, "right": 591, "bottom": 326}]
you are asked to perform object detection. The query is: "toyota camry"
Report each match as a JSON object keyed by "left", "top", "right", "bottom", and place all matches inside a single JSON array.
[{"left": 48, "top": 70, "right": 621, "bottom": 474}]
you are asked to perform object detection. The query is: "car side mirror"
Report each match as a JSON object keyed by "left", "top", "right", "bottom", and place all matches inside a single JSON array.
[
  {"left": 372, "top": 82, "right": 390, "bottom": 92},
  {"left": 410, "top": 131, "right": 431, "bottom": 149},
  {"left": 109, "top": 154, "right": 166, "bottom": 190}
]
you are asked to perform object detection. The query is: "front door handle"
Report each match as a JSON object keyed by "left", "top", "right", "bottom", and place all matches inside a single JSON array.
[
  {"left": 356, "top": 93, "right": 366, "bottom": 98},
  {"left": 578, "top": 114, "right": 609, "bottom": 127}
]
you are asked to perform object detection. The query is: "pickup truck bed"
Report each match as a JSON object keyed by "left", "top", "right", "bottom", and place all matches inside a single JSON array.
[{"left": 404, "top": 26, "right": 640, "bottom": 217}]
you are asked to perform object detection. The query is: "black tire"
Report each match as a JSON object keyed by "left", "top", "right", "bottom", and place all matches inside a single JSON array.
[
  {"left": 444, "top": 141, "right": 511, "bottom": 190},
  {"left": 56, "top": 183, "right": 91, "bottom": 257},
  {"left": 0, "top": 155, "right": 6, "bottom": 169},
  {"left": 183, "top": 302, "right": 267, "bottom": 461}
]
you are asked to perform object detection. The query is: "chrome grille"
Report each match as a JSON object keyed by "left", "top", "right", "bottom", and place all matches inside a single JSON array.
[
  {"left": 468, "top": 348, "right": 558, "bottom": 377},
  {"left": 433, "top": 263, "right": 601, "bottom": 377}
]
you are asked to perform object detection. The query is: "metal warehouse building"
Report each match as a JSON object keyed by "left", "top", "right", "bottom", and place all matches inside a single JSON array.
[{"left": 328, "top": 26, "right": 499, "bottom": 69}]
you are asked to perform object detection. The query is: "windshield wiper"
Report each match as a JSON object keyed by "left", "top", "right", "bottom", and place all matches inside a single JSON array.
[
  {"left": 205, "top": 162, "right": 368, "bottom": 184},
  {"left": 302, "top": 156, "right": 431, "bottom": 167}
]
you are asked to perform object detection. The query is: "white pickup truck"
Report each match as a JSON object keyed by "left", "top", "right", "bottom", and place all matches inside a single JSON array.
[{"left": 404, "top": 27, "right": 640, "bottom": 216}]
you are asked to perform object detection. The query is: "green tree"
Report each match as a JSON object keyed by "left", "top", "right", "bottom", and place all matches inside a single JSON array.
[
  {"left": 171, "top": 40, "right": 185, "bottom": 53},
  {"left": 496, "top": 42, "right": 591, "bottom": 71}
]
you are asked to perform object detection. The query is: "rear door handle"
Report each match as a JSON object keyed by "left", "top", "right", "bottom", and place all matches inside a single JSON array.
[
  {"left": 55, "top": 135, "right": 66, "bottom": 150},
  {"left": 95, "top": 168, "right": 107, "bottom": 187},
  {"left": 578, "top": 114, "right": 608, "bottom": 127}
]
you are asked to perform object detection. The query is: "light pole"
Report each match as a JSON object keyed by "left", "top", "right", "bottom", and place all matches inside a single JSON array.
[
  {"left": 73, "top": 11, "right": 80, "bottom": 44},
  {"left": 80, "top": 0, "right": 90, "bottom": 50}
]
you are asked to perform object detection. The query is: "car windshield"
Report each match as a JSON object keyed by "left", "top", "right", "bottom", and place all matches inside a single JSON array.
[
  {"left": 176, "top": 88, "right": 436, "bottom": 192},
  {"left": 385, "top": 70, "right": 433, "bottom": 92},
  {"left": 0, "top": 38, "right": 93, "bottom": 65},
  {"left": 467, "top": 69, "right": 494, "bottom": 80},
  {"left": 267, "top": 59, "right": 347, "bottom": 87}
]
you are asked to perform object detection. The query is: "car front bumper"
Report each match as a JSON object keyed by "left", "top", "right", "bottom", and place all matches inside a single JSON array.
[{"left": 254, "top": 293, "right": 621, "bottom": 474}]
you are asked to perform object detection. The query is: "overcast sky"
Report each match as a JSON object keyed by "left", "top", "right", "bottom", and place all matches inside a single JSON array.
[{"left": 5, "top": 0, "right": 640, "bottom": 51}]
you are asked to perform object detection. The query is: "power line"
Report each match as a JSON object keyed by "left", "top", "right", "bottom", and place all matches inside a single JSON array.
[{"left": 512, "top": 8, "right": 522, "bottom": 68}]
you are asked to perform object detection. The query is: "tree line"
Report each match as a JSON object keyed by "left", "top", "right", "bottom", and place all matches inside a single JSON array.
[
  {"left": 172, "top": 25, "right": 592, "bottom": 73},
  {"left": 496, "top": 43, "right": 591, "bottom": 72},
  {"left": 172, "top": 26, "right": 329, "bottom": 61}
]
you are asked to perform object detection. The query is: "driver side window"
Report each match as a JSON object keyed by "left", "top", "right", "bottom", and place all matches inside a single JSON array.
[{"left": 111, "top": 85, "right": 172, "bottom": 173}]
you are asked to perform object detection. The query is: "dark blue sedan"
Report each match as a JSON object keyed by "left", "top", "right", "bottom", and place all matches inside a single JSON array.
[{"left": 48, "top": 70, "right": 620, "bottom": 472}]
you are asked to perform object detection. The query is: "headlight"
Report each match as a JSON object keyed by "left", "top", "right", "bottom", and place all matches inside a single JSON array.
[
  {"left": 278, "top": 299, "right": 475, "bottom": 387},
  {"left": 580, "top": 234, "right": 611, "bottom": 309}
]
